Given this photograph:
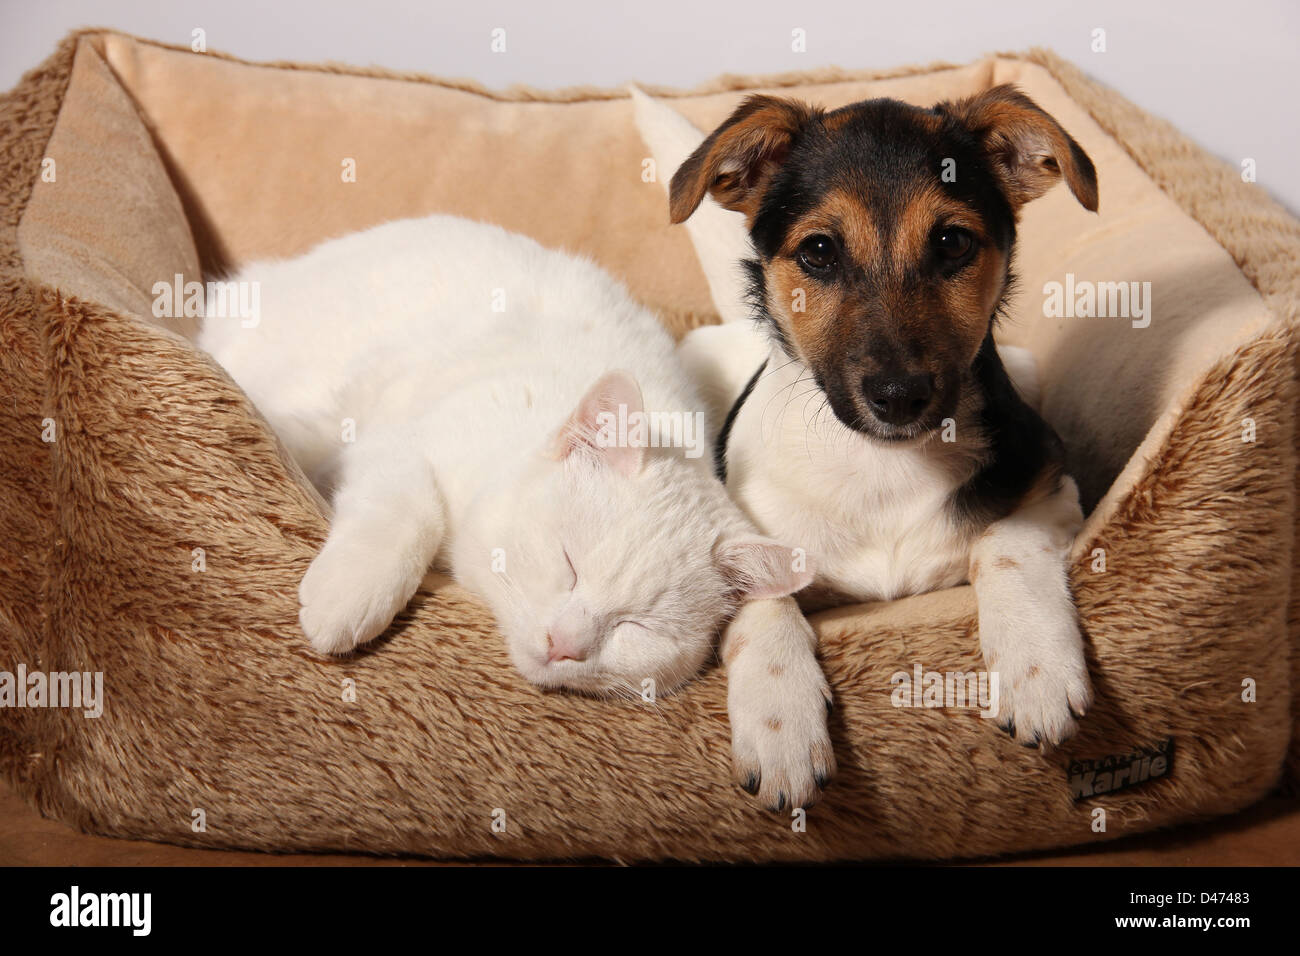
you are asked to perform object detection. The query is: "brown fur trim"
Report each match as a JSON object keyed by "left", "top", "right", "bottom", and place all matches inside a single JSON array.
[{"left": 0, "top": 282, "right": 1289, "bottom": 862}]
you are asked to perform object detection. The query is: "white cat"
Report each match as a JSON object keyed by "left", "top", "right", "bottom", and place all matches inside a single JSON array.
[{"left": 199, "top": 215, "right": 835, "bottom": 808}]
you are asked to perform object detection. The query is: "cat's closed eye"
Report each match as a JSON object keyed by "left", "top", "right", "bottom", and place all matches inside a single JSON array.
[{"left": 563, "top": 547, "right": 577, "bottom": 591}]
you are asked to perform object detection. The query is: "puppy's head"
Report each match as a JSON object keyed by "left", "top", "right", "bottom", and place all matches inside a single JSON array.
[{"left": 670, "top": 85, "right": 1097, "bottom": 442}]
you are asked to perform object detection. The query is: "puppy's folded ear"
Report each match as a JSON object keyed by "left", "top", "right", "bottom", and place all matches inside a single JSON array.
[
  {"left": 938, "top": 84, "right": 1099, "bottom": 213},
  {"left": 669, "top": 95, "right": 817, "bottom": 224}
]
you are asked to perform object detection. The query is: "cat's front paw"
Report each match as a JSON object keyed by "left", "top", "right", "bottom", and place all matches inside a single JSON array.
[
  {"left": 726, "top": 611, "right": 835, "bottom": 812},
  {"left": 299, "top": 533, "right": 418, "bottom": 655},
  {"left": 985, "top": 616, "right": 1092, "bottom": 750}
]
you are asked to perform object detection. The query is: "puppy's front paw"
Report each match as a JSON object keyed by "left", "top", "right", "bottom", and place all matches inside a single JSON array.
[
  {"left": 727, "top": 619, "right": 835, "bottom": 812},
  {"left": 985, "top": 617, "right": 1092, "bottom": 750},
  {"left": 299, "top": 533, "right": 417, "bottom": 655}
]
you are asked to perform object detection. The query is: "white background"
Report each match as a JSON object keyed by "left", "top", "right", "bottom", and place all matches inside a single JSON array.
[{"left": 2, "top": 0, "right": 1297, "bottom": 212}]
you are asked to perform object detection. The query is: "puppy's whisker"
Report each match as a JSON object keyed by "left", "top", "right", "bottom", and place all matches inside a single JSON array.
[
  {"left": 775, "top": 374, "right": 817, "bottom": 439},
  {"left": 760, "top": 369, "right": 814, "bottom": 442}
]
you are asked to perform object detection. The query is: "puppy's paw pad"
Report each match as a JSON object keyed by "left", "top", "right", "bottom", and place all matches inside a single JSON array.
[
  {"left": 730, "top": 657, "right": 836, "bottom": 811},
  {"left": 993, "top": 654, "right": 1091, "bottom": 750}
]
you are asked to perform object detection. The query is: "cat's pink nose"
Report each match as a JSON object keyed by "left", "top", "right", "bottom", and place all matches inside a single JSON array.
[{"left": 546, "top": 632, "right": 589, "bottom": 663}]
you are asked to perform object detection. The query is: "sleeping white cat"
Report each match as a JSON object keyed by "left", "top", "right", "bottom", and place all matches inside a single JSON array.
[{"left": 200, "top": 215, "right": 835, "bottom": 808}]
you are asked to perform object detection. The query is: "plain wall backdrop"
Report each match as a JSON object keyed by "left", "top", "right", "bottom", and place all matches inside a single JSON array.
[{"left": 1, "top": 0, "right": 1297, "bottom": 213}]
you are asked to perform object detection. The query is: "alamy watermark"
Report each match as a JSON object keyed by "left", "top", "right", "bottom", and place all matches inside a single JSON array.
[
  {"left": 595, "top": 403, "right": 707, "bottom": 459},
  {"left": 152, "top": 273, "right": 260, "bottom": 328},
  {"left": 1042, "top": 273, "right": 1151, "bottom": 328},
  {"left": 0, "top": 665, "right": 103, "bottom": 718},
  {"left": 890, "top": 663, "right": 999, "bottom": 717},
  {"left": 50, "top": 886, "right": 150, "bottom": 936}
]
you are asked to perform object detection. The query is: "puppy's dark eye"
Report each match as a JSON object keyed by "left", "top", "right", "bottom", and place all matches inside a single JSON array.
[
  {"left": 796, "top": 235, "right": 838, "bottom": 274},
  {"left": 934, "top": 228, "right": 974, "bottom": 261}
]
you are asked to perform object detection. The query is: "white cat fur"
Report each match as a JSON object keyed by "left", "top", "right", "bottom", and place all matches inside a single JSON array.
[{"left": 200, "top": 215, "right": 835, "bottom": 807}]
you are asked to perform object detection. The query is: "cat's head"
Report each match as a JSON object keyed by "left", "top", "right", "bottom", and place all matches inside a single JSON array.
[{"left": 459, "top": 370, "right": 811, "bottom": 698}]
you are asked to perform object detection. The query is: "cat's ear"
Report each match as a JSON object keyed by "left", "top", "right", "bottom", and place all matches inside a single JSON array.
[
  {"left": 551, "top": 369, "right": 645, "bottom": 477},
  {"left": 714, "top": 535, "right": 814, "bottom": 600}
]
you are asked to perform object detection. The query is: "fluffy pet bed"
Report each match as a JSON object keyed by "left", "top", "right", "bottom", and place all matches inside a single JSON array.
[{"left": 1, "top": 30, "right": 1297, "bottom": 862}]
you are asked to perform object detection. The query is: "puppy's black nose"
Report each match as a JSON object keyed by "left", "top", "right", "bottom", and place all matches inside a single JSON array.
[{"left": 862, "top": 373, "right": 933, "bottom": 426}]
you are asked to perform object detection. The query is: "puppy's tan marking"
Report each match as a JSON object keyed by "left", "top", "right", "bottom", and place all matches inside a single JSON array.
[
  {"left": 807, "top": 188, "right": 882, "bottom": 266},
  {"left": 723, "top": 633, "right": 747, "bottom": 664},
  {"left": 765, "top": 258, "right": 844, "bottom": 366}
]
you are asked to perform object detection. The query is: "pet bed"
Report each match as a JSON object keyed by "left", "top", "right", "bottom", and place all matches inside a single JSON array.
[{"left": 0, "top": 30, "right": 1296, "bottom": 861}]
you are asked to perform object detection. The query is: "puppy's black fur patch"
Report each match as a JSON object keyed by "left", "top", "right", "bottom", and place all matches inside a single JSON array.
[
  {"left": 750, "top": 100, "right": 1017, "bottom": 265},
  {"left": 742, "top": 259, "right": 796, "bottom": 361},
  {"left": 951, "top": 331, "right": 1066, "bottom": 528},
  {"left": 715, "top": 358, "right": 768, "bottom": 483}
]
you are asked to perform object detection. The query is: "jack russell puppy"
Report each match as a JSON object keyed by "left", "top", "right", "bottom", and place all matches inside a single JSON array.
[{"left": 646, "top": 85, "right": 1097, "bottom": 802}]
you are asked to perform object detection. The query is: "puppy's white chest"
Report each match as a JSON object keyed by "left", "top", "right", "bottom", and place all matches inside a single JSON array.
[
  {"left": 726, "top": 368, "right": 975, "bottom": 602},
  {"left": 828, "top": 487, "right": 971, "bottom": 602}
]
